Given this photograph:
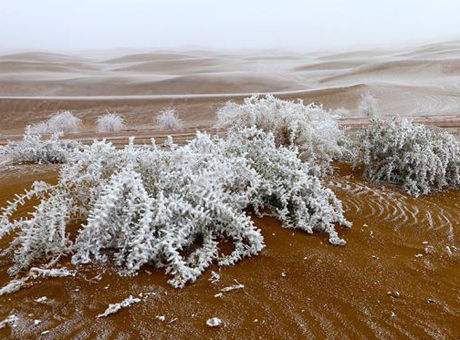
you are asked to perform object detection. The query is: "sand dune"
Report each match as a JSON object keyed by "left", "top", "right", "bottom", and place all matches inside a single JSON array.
[
  {"left": 0, "top": 41, "right": 459, "bottom": 135},
  {"left": 104, "top": 52, "right": 198, "bottom": 64},
  {"left": 111, "top": 58, "right": 222, "bottom": 74}
]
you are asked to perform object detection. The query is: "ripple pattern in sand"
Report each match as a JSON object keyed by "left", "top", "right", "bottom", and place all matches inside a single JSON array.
[{"left": 328, "top": 177, "right": 460, "bottom": 243}]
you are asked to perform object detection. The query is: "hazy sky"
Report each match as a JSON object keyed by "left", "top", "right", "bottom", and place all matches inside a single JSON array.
[{"left": 1, "top": 0, "right": 460, "bottom": 51}]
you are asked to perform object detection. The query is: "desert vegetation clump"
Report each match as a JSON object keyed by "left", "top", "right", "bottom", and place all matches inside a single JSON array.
[
  {"left": 0, "top": 129, "right": 80, "bottom": 165},
  {"left": 96, "top": 113, "right": 125, "bottom": 133},
  {"left": 357, "top": 116, "right": 460, "bottom": 196},
  {"left": 216, "top": 95, "right": 349, "bottom": 175},
  {"left": 0, "top": 127, "right": 350, "bottom": 288},
  {"left": 156, "top": 108, "right": 183, "bottom": 130},
  {"left": 359, "top": 91, "right": 379, "bottom": 117},
  {"left": 28, "top": 111, "right": 82, "bottom": 134}
]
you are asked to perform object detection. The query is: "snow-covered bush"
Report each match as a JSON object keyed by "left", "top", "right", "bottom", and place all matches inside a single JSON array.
[
  {"left": 28, "top": 111, "right": 82, "bottom": 134},
  {"left": 156, "top": 108, "right": 183, "bottom": 130},
  {"left": 359, "top": 91, "right": 378, "bottom": 117},
  {"left": 0, "top": 128, "right": 350, "bottom": 288},
  {"left": 357, "top": 116, "right": 460, "bottom": 196},
  {"left": 0, "top": 130, "right": 80, "bottom": 165},
  {"left": 96, "top": 113, "right": 125, "bottom": 133},
  {"left": 216, "top": 95, "right": 348, "bottom": 175}
]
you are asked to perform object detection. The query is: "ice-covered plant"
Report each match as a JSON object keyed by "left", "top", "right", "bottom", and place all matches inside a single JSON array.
[
  {"left": 216, "top": 95, "right": 348, "bottom": 175},
  {"left": 96, "top": 113, "right": 125, "bottom": 133},
  {"left": 0, "top": 128, "right": 350, "bottom": 288},
  {"left": 356, "top": 116, "right": 460, "bottom": 196},
  {"left": 0, "top": 129, "right": 80, "bottom": 165},
  {"left": 223, "top": 127, "right": 350, "bottom": 244},
  {"left": 27, "top": 111, "right": 82, "bottom": 134},
  {"left": 359, "top": 91, "right": 378, "bottom": 117},
  {"left": 156, "top": 108, "right": 183, "bottom": 130}
]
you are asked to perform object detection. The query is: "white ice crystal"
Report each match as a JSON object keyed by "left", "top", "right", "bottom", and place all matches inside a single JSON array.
[
  {"left": 0, "top": 279, "right": 26, "bottom": 296},
  {"left": 0, "top": 314, "right": 18, "bottom": 330},
  {"left": 209, "top": 271, "right": 220, "bottom": 284},
  {"left": 97, "top": 295, "right": 141, "bottom": 318},
  {"left": 206, "top": 317, "right": 222, "bottom": 327},
  {"left": 156, "top": 108, "right": 183, "bottom": 130},
  {"left": 96, "top": 113, "right": 125, "bottom": 133},
  {"left": 35, "top": 296, "right": 48, "bottom": 303},
  {"left": 0, "top": 130, "right": 80, "bottom": 165},
  {"left": 0, "top": 127, "right": 350, "bottom": 288},
  {"left": 29, "top": 267, "right": 76, "bottom": 278},
  {"left": 356, "top": 115, "right": 460, "bottom": 196},
  {"left": 27, "top": 111, "right": 82, "bottom": 135},
  {"left": 220, "top": 281, "right": 244, "bottom": 293},
  {"left": 216, "top": 94, "right": 349, "bottom": 175},
  {"left": 358, "top": 91, "right": 379, "bottom": 117}
]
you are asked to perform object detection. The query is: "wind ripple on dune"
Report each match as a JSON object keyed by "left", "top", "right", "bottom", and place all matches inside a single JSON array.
[{"left": 327, "top": 176, "right": 459, "bottom": 243}]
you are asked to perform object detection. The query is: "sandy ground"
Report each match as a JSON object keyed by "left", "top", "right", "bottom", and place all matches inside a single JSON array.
[{"left": 0, "top": 164, "right": 458, "bottom": 338}]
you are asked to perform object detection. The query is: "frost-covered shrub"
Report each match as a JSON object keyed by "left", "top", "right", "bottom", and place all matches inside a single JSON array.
[
  {"left": 357, "top": 116, "right": 460, "bottom": 196},
  {"left": 0, "top": 128, "right": 350, "bottom": 288},
  {"left": 224, "top": 128, "right": 350, "bottom": 244},
  {"left": 359, "top": 91, "right": 378, "bottom": 117},
  {"left": 96, "top": 113, "right": 125, "bottom": 133},
  {"left": 0, "top": 130, "right": 80, "bottom": 165},
  {"left": 216, "top": 95, "right": 348, "bottom": 175},
  {"left": 28, "top": 111, "right": 82, "bottom": 134},
  {"left": 156, "top": 108, "right": 183, "bottom": 130}
]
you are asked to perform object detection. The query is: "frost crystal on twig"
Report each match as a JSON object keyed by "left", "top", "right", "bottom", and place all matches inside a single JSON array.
[
  {"left": 97, "top": 295, "right": 142, "bottom": 318},
  {"left": 0, "top": 279, "right": 26, "bottom": 296},
  {"left": 0, "top": 314, "right": 18, "bottom": 330}
]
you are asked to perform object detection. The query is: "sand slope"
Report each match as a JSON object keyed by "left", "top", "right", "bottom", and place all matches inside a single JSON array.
[{"left": 0, "top": 41, "right": 459, "bottom": 134}]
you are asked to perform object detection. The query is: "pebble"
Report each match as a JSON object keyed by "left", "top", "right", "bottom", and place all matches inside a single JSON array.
[
  {"left": 206, "top": 317, "right": 222, "bottom": 327},
  {"left": 387, "top": 291, "right": 400, "bottom": 298}
]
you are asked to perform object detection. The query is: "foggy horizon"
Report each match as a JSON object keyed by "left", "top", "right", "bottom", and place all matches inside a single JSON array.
[{"left": 1, "top": 0, "right": 460, "bottom": 53}]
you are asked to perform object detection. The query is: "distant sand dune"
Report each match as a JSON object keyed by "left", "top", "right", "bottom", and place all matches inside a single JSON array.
[
  {"left": 104, "top": 52, "right": 197, "bottom": 64},
  {"left": 112, "top": 58, "right": 224, "bottom": 74},
  {"left": 0, "top": 41, "right": 459, "bottom": 135}
]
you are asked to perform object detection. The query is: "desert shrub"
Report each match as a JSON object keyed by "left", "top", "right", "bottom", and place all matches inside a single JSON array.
[
  {"left": 28, "top": 111, "right": 82, "bottom": 134},
  {"left": 0, "top": 128, "right": 350, "bottom": 288},
  {"left": 96, "top": 113, "right": 125, "bottom": 133},
  {"left": 156, "top": 108, "right": 183, "bottom": 130},
  {"left": 359, "top": 91, "right": 378, "bottom": 117},
  {"left": 357, "top": 116, "right": 460, "bottom": 196},
  {"left": 0, "top": 130, "right": 80, "bottom": 165},
  {"left": 216, "top": 95, "right": 348, "bottom": 175}
]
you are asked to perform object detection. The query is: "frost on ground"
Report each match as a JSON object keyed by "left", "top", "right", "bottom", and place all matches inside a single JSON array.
[
  {"left": 0, "top": 124, "right": 350, "bottom": 288},
  {"left": 0, "top": 267, "right": 75, "bottom": 296},
  {"left": 0, "top": 314, "right": 18, "bottom": 330},
  {"left": 215, "top": 280, "right": 245, "bottom": 297},
  {"left": 356, "top": 116, "right": 460, "bottom": 196},
  {"left": 29, "top": 267, "right": 76, "bottom": 278},
  {"left": 97, "top": 295, "right": 141, "bottom": 318},
  {"left": 206, "top": 317, "right": 223, "bottom": 327},
  {"left": 0, "top": 279, "right": 26, "bottom": 296}
]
